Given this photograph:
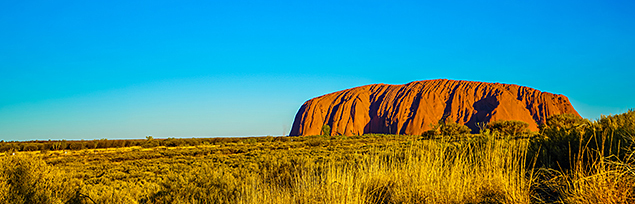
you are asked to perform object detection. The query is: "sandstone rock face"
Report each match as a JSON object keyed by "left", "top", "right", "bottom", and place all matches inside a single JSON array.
[{"left": 290, "top": 79, "right": 580, "bottom": 136}]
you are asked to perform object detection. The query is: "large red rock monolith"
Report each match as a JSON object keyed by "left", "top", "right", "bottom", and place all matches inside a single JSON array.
[{"left": 290, "top": 79, "right": 580, "bottom": 136}]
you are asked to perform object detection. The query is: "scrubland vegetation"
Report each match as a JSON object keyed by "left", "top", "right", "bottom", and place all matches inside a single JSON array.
[{"left": 0, "top": 110, "right": 633, "bottom": 203}]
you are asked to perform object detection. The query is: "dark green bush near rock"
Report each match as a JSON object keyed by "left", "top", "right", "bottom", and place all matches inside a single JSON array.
[
  {"left": 322, "top": 125, "right": 331, "bottom": 136},
  {"left": 529, "top": 111, "right": 635, "bottom": 171},
  {"left": 487, "top": 120, "right": 530, "bottom": 137},
  {"left": 439, "top": 121, "right": 471, "bottom": 136}
]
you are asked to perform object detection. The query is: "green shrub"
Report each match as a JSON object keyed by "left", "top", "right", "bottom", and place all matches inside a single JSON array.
[
  {"left": 305, "top": 138, "right": 327, "bottom": 147},
  {"left": 0, "top": 144, "right": 18, "bottom": 152},
  {"left": 487, "top": 120, "right": 530, "bottom": 137},
  {"left": 51, "top": 141, "right": 68, "bottom": 150},
  {"left": 22, "top": 144, "right": 39, "bottom": 151},
  {"left": 322, "top": 125, "right": 331, "bottom": 136},
  {"left": 164, "top": 138, "right": 184, "bottom": 147},
  {"left": 530, "top": 111, "right": 635, "bottom": 203},
  {"left": 595, "top": 109, "right": 635, "bottom": 152},
  {"left": 541, "top": 113, "right": 589, "bottom": 133},
  {"left": 97, "top": 139, "right": 112, "bottom": 148},
  {"left": 439, "top": 121, "right": 470, "bottom": 136},
  {"left": 69, "top": 142, "right": 85, "bottom": 150},
  {"left": 0, "top": 155, "right": 81, "bottom": 203},
  {"left": 529, "top": 111, "right": 634, "bottom": 170},
  {"left": 142, "top": 141, "right": 160, "bottom": 148},
  {"left": 529, "top": 114, "right": 590, "bottom": 170}
]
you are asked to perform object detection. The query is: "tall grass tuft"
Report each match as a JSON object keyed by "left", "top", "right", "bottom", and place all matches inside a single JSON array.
[
  {"left": 530, "top": 110, "right": 635, "bottom": 203},
  {"left": 248, "top": 136, "right": 534, "bottom": 203},
  {"left": 548, "top": 131, "right": 635, "bottom": 204},
  {"left": 0, "top": 155, "right": 82, "bottom": 204}
]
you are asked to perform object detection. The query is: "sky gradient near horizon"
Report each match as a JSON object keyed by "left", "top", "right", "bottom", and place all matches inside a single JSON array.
[{"left": 1, "top": 0, "right": 634, "bottom": 141}]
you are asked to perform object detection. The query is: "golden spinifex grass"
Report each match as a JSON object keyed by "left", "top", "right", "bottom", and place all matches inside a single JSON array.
[
  {"left": 246, "top": 137, "right": 533, "bottom": 204},
  {"left": 0, "top": 135, "right": 534, "bottom": 204},
  {"left": 555, "top": 156, "right": 635, "bottom": 204},
  {"left": 543, "top": 131, "right": 635, "bottom": 204}
]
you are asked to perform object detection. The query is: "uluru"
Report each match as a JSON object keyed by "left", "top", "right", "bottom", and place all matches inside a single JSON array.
[{"left": 290, "top": 79, "right": 580, "bottom": 136}]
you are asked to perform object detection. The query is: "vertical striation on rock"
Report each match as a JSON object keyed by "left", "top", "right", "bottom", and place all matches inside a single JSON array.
[{"left": 290, "top": 79, "right": 580, "bottom": 136}]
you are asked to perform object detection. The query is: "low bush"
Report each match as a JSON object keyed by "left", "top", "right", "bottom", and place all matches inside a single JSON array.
[{"left": 487, "top": 120, "right": 531, "bottom": 137}]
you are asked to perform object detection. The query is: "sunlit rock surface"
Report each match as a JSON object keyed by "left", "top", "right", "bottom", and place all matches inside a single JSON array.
[{"left": 290, "top": 79, "right": 579, "bottom": 136}]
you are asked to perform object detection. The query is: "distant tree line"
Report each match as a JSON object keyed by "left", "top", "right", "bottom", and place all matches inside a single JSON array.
[{"left": 0, "top": 136, "right": 288, "bottom": 153}]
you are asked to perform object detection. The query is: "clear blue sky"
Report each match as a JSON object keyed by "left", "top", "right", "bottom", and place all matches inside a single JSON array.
[{"left": 1, "top": 0, "right": 634, "bottom": 141}]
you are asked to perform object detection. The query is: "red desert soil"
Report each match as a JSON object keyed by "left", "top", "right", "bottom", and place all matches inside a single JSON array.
[{"left": 290, "top": 79, "right": 580, "bottom": 136}]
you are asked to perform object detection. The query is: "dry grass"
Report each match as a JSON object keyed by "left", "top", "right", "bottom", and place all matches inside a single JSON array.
[
  {"left": 1, "top": 131, "right": 634, "bottom": 203},
  {"left": 240, "top": 136, "right": 534, "bottom": 204},
  {"left": 544, "top": 136, "right": 635, "bottom": 204}
]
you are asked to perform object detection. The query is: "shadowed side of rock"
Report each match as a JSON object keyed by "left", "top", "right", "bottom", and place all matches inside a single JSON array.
[{"left": 290, "top": 79, "right": 580, "bottom": 136}]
